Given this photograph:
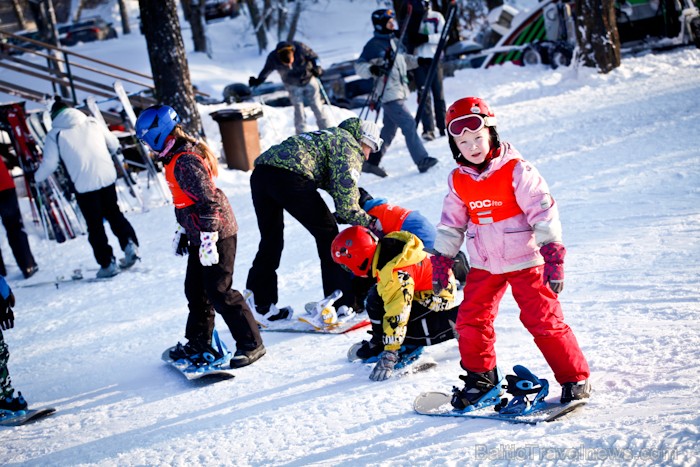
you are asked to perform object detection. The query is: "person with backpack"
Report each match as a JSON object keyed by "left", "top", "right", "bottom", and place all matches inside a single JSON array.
[
  {"left": 431, "top": 97, "right": 590, "bottom": 410},
  {"left": 135, "top": 105, "right": 264, "bottom": 369},
  {"left": 34, "top": 99, "right": 139, "bottom": 278},
  {"left": 249, "top": 41, "right": 332, "bottom": 134},
  {"left": 355, "top": 8, "right": 438, "bottom": 177}
]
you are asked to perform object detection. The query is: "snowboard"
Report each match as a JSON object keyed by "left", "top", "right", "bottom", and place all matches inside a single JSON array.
[
  {"left": 0, "top": 407, "right": 56, "bottom": 427},
  {"left": 413, "top": 391, "right": 587, "bottom": 425},
  {"left": 162, "top": 330, "right": 236, "bottom": 381},
  {"left": 348, "top": 344, "right": 438, "bottom": 375},
  {"left": 262, "top": 314, "right": 370, "bottom": 334},
  {"left": 259, "top": 289, "right": 371, "bottom": 334},
  {"left": 161, "top": 347, "right": 236, "bottom": 381},
  {"left": 18, "top": 266, "right": 151, "bottom": 289}
]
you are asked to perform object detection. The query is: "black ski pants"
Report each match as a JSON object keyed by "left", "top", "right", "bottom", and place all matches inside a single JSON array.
[
  {"left": 365, "top": 284, "right": 458, "bottom": 348},
  {"left": 75, "top": 183, "right": 137, "bottom": 268},
  {"left": 246, "top": 165, "right": 356, "bottom": 309},
  {"left": 413, "top": 61, "right": 446, "bottom": 135},
  {"left": 0, "top": 188, "right": 37, "bottom": 275},
  {"left": 184, "top": 234, "right": 262, "bottom": 352}
]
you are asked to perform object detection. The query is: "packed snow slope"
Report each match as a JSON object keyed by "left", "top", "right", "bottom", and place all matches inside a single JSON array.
[{"left": 1, "top": 1, "right": 699, "bottom": 465}]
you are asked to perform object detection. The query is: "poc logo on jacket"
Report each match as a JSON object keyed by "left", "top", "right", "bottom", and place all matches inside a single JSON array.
[{"left": 468, "top": 199, "right": 503, "bottom": 210}]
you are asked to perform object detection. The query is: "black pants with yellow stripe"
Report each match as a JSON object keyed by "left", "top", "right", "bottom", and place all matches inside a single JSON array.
[{"left": 365, "top": 285, "right": 458, "bottom": 348}]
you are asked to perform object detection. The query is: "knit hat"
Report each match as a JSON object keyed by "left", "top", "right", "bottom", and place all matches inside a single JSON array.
[
  {"left": 360, "top": 120, "right": 383, "bottom": 153},
  {"left": 50, "top": 98, "right": 70, "bottom": 120}
]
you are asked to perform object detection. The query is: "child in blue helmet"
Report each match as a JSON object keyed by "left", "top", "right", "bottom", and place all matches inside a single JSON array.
[{"left": 135, "top": 105, "right": 264, "bottom": 369}]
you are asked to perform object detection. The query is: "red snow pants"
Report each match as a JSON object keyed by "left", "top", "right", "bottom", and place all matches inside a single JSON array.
[{"left": 455, "top": 265, "right": 590, "bottom": 384}]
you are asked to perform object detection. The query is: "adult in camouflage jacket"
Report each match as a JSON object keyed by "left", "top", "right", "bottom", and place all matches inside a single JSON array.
[{"left": 246, "top": 117, "right": 382, "bottom": 317}]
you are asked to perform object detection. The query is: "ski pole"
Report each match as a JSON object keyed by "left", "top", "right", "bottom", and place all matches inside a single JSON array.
[
  {"left": 415, "top": 1, "right": 457, "bottom": 127},
  {"left": 316, "top": 77, "right": 337, "bottom": 126}
]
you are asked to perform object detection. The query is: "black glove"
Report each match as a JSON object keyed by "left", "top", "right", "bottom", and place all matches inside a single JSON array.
[
  {"left": 333, "top": 212, "right": 350, "bottom": 225},
  {"left": 417, "top": 57, "right": 433, "bottom": 67},
  {"left": 248, "top": 76, "right": 263, "bottom": 87},
  {"left": 369, "top": 65, "right": 389, "bottom": 77},
  {"left": 0, "top": 288, "right": 15, "bottom": 331},
  {"left": 415, "top": 33, "right": 430, "bottom": 46},
  {"left": 312, "top": 66, "right": 323, "bottom": 77},
  {"left": 358, "top": 187, "right": 373, "bottom": 208}
]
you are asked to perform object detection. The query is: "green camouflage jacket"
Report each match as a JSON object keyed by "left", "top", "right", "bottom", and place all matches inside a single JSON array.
[{"left": 254, "top": 118, "right": 371, "bottom": 227}]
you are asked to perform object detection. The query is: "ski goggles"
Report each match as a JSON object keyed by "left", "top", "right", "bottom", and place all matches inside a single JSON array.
[{"left": 447, "top": 114, "right": 497, "bottom": 137}]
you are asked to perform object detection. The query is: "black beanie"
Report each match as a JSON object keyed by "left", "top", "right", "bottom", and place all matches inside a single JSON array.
[{"left": 50, "top": 99, "right": 70, "bottom": 120}]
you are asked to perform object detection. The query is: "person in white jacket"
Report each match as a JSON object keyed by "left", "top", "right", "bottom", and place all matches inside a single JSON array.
[{"left": 34, "top": 99, "right": 140, "bottom": 278}]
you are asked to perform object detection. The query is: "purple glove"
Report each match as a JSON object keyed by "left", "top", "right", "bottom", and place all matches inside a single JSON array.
[
  {"left": 540, "top": 242, "right": 566, "bottom": 294},
  {"left": 430, "top": 254, "right": 455, "bottom": 294}
]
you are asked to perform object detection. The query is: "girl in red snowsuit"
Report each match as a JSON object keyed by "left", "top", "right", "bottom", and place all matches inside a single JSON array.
[{"left": 431, "top": 97, "right": 590, "bottom": 409}]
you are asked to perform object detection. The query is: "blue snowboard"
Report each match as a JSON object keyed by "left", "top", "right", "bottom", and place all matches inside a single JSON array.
[
  {"left": 414, "top": 365, "right": 586, "bottom": 424},
  {"left": 0, "top": 407, "right": 56, "bottom": 426},
  {"left": 162, "top": 330, "right": 235, "bottom": 381}
]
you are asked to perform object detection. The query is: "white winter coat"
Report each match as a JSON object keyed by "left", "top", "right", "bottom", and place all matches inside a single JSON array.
[{"left": 35, "top": 108, "right": 120, "bottom": 193}]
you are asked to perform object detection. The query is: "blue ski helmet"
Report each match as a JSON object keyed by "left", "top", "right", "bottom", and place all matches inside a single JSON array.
[{"left": 135, "top": 105, "right": 180, "bottom": 151}]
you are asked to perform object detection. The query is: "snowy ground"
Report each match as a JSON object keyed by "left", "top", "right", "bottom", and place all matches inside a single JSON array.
[{"left": 1, "top": 1, "right": 699, "bottom": 465}]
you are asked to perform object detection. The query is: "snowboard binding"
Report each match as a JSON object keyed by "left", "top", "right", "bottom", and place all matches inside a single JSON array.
[{"left": 496, "top": 365, "right": 549, "bottom": 416}]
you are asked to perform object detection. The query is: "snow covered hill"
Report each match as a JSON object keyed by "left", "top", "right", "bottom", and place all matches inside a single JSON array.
[{"left": 1, "top": 1, "right": 699, "bottom": 465}]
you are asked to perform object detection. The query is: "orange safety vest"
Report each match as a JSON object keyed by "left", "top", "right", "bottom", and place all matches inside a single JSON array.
[
  {"left": 164, "top": 151, "right": 212, "bottom": 209},
  {"left": 366, "top": 203, "right": 411, "bottom": 234},
  {"left": 378, "top": 258, "right": 433, "bottom": 293},
  {"left": 452, "top": 159, "right": 523, "bottom": 225}
]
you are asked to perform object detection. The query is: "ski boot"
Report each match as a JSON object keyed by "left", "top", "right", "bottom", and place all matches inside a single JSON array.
[
  {"left": 450, "top": 367, "right": 504, "bottom": 412},
  {"left": 561, "top": 379, "right": 591, "bottom": 403},
  {"left": 498, "top": 365, "right": 549, "bottom": 416},
  {"left": 0, "top": 391, "right": 28, "bottom": 413}
]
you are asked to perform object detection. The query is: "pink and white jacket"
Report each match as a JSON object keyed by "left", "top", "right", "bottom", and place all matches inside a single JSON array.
[{"left": 434, "top": 142, "right": 562, "bottom": 274}]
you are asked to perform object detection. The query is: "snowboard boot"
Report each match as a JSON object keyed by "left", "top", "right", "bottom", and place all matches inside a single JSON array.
[
  {"left": 119, "top": 239, "right": 140, "bottom": 269},
  {"left": 349, "top": 339, "right": 383, "bottom": 362},
  {"left": 560, "top": 379, "right": 591, "bottom": 403},
  {"left": 170, "top": 340, "right": 223, "bottom": 367},
  {"left": 243, "top": 290, "right": 292, "bottom": 326},
  {"left": 96, "top": 257, "right": 120, "bottom": 278},
  {"left": 451, "top": 367, "right": 504, "bottom": 412},
  {"left": 230, "top": 344, "right": 266, "bottom": 369},
  {"left": 0, "top": 391, "right": 28, "bottom": 413}
]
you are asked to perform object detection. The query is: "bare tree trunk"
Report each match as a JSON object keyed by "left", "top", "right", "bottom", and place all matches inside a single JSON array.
[
  {"left": 181, "top": 0, "right": 192, "bottom": 22},
  {"left": 575, "top": 0, "right": 621, "bottom": 73},
  {"left": 264, "top": 0, "right": 273, "bottom": 30},
  {"left": 245, "top": 0, "right": 268, "bottom": 53},
  {"left": 138, "top": 0, "right": 203, "bottom": 135},
  {"left": 189, "top": 0, "right": 209, "bottom": 53},
  {"left": 286, "top": 0, "right": 301, "bottom": 42},
  {"left": 118, "top": 0, "right": 131, "bottom": 34},
  {"left": 277, "top": 0, "right": 288, "bottom": 41},
  {"left": 11, "top": 0, "right": 27, "bottom": 30}
]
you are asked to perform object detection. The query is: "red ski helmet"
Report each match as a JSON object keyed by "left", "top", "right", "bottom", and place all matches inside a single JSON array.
[
  {"left": 445, "top": 97, "right": 500, "bottom": 165},
  {"left": 331, "top": 226, "right": 378, "bottom": 277}
]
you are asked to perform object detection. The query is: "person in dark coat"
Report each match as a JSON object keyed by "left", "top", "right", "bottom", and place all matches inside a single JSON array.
[{"left": 249, "top": 41, "right": 332, "bottom": 134}]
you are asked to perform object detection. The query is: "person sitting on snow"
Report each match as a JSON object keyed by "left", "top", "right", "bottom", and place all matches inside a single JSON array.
[
  {"left": 0, "top": 276, "right": 28, "bottom": 413},
  {"left": 331, "top": 226, "right": 458, "bottom": 381}
]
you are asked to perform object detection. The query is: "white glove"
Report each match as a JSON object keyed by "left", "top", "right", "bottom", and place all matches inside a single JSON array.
[
  {"left": 199, "top": 231, "right": 219, "bottom": 266},
  {"left": 172, "top": 225, "right": 188, "bottom": 256}
]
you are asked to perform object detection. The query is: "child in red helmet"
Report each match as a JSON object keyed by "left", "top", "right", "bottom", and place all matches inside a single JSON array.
[
  {"left": 431, "top": 97, "right": 590, "bottom": 410},
  {"left": 331, "top": 226, "right": 458, "bottom": 381}
]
